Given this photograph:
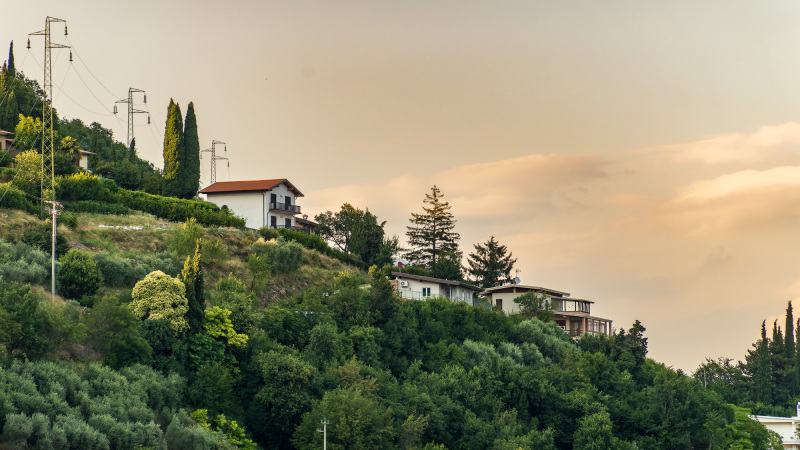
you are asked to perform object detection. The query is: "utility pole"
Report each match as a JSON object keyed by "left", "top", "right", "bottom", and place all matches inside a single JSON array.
[
  {"left": 113, "top": 88, "right": 149, "bottom": 149},
  {"left": 43, "top": 200, "right": 61, "bottom": 301},
  {"left": 200, "top": 140, "right": 228, "bottom": 185},
  {"left": 316, "top": 417, "right": 329, "bottom": 450},
  {"left": 28, "top": 16, "right": 71, "bottom": 211}
]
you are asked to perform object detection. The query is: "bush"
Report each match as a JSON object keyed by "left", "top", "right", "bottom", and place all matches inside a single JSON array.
[
  {"left": 0, "top": 240, "right": 52, "bottom": 285},
  {"left": 64, "top": 201, "right": 130, "bottom": 215},
  {"left": 0, "top": 183, "right": 38, "bottom": 214},
  {"left": 93, "top": 251, "right": 136, "bottom": 287},
  {"left": 0, "top": 150, "right": 13, "bottom": 167},
  {"left": 132, "top": 251, "right": 182, "bottom": 280},
  {"left": 55, "top": 172, "right": 113, "bottom": 203},
  {"left": 115, "top": 189, "right": 245, "bottom": 228},
  {"left": 251, "top": 237, "right": 303, "bottom": 274},
  {"left": 58, "top": 249, "right": 103, "bottom": 302},
  {"left": 22, "top": 221, "right": 70, "bottom": 257},
  {"left": 166, "top": 218, "right": 205, "bottom": 257},
  {"left": 59, "top": 212, "right": 79, "bottom": 229}
]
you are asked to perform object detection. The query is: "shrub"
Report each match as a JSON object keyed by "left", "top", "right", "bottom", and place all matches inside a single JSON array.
[
  {"left": 58, "top": 249, "right": 103, "bottom": 302},
  {"left": 131, "top": 251, "right": 181, "bottom": 280},
  {"left": 59, "top": 212, "right": 79, "bottom": 229},
  {"left": 115, "top": 189, "right": 245, "bottom": 228},
  {"left": 64, "top": 201, "right": 130, "bottom": 215},
  {"left": 93, "top": 251, "right": 136, "bottom": 287},
  {"left": 0, "top": 241, "right": 52, "bottom": 285},
  {"left": 0, "top": 150, "right": 13, "bottom": 167},
  {"left": 131, "top": 270, "right": 189, "bottom": 335},
  {"left": 251, "top": 237, "right": 303, "bottom": 274},
  {"left": 22, "top": 221, "right": 69, "bottom": 257},
  {"left": 0, "top": 183, "right": 37, "bottom": 214},
  {"left": 54, "top": 172, "right": 113, "bottom": 203},
  {"left": 166, "top": 218, "right": 205, "bottom": 258}
]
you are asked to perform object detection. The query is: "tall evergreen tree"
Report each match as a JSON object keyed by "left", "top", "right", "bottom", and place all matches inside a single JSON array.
[
  {"left": 128, "top": 137, "right": 137, "bottom": 163},
  {"left": 405, "top": 185, "right": 460, "bottom": 269},
  {"left": 182, "top": 102, "right": 200, "bottom": 199},
  {"left": 7, "top": 41, "right": 14, "bottom": 79},
  {"left": 466, "top": 236, "right": 517, "bottom": 288},
  {"left": 162, "top": 99, "right": 184, "bottom": 198},
  {"left": 180, "top": 238, "right": 205, "bottom": 335},
  {"left": 786, "top": 302, "right": 797, "bottom": 395},
  {"left": 745, "top": 320, "right": 772, "bottom": 404}
]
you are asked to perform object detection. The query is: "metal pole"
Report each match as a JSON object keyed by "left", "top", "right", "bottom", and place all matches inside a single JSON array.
[{"left": 51, "top": 209, "right": 55, "bottom": 300}]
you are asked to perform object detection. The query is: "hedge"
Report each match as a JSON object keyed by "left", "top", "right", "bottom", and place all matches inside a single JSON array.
[
  {"left": 64, "top": 201, "right": 130, "bottom": 215},
  {"left": 257, "top": 227, "right": 361, "bottom": 268},
  {"left": 55, "top": 173, "right": 114, "bottom": 203},
  {"left": 114, "top": 189, "right": 245, "bottom": 228},
  {"left": 0, "top": 184, "right": 37, "bottom": 214}
]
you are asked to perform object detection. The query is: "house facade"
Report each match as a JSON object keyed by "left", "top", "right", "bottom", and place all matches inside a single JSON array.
[
  {"left": 481, "top": 284, "right": 613, "bottom": 337},
  {"left": 0, "top": 130, "right": 15, "bottom": 153},
  {"left": 391, "top": 272, "right": 483, "bottom": 304},
  {"left": 79, "top": 150, "right": 96, "bottom": 171},
  {"left": 199, "top": 179, "right": 303, "bottom": 230},
  {"left": 751, "top": 403, "right": 800, "bottom": 449}
]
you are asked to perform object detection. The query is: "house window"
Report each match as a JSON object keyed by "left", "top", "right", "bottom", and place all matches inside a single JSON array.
[
  {"left": 270, "top": 215, "right": 277, "bottom": 228},
  {"left": 496, "top": 298, "right": 503, "bottom": 310},
  {"left": 285, "top": 218, "right": 292, "bottom": 229},
  {"left": 422, "top": 287, "right": 431, "bottom": 297}
]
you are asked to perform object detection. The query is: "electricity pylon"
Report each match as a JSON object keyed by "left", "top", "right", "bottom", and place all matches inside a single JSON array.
[
  {"left": 200, "top": 140, "right": 228, "bottom": 185},
  {"left": 28, "top": 16, "right": 71, "bottom": 209},
  {"left": 113, "top": 88, "right": 149, "bottom": 149}
]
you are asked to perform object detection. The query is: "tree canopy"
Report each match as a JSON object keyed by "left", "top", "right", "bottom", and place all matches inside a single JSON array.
[{"left": 467, "top": 236, "right": 517, "bottom": 288}]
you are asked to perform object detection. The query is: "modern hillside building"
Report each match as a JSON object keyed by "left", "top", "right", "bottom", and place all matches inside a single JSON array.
[
  {"left": 391, "top": 272, "right": 483, "bottom": 304},
  {"left": 199, "top": 179, "right": 303, "bottom": 230},
  {"left": 481, "top": 283, "right": 613, "bottom": 337},
  {"left": 751, "top": 404, "right": 800, "bottom": 449}
]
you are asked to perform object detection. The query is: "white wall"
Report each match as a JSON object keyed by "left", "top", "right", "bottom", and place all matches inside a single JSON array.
[
  {"left": 205, "top": 191, "right": 265, "bottom": 229},
  {"left": 265, "top": 183, "right": 298, "bottom": 229}
]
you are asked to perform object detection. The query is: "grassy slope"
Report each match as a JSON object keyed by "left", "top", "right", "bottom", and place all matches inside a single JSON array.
[{"left": 7, "top": 209, "right": 361, "bottom": 304}]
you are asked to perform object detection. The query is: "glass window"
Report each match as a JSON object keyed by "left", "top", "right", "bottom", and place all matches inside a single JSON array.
[{"left": 422, "top": 287, "right": 431, "bottom": 297}]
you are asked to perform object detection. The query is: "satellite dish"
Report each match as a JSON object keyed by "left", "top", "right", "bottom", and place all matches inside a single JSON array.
[{"left": 514, "top": 277, "right": 520, "bottom": 284}]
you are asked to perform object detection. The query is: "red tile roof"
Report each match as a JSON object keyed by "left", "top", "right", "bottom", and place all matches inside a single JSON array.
[{"left": 199, "top": 179, "right": 304, "bottom": 196}]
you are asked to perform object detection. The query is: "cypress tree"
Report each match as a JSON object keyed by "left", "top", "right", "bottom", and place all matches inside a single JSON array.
[
  {"left": 7, "top": 41, "right": 14, "bottom": 79},
  {"left": 182, "top": 102, "right": 200, "bottom": 199},
  {"left": 405, "top": 185, "right": 460, "bottom": 269},
  {"left": 162, "top": 99, "right": 184, "bottom": 198},
  {"left": 180, "top": 238, "right": 204, "bottom": 335},
  {"left": 192, "top": 238, "right": 204, "bottom": 306},
  {"left": 747, "top": 320, "right": 772, "bottom": 404},
  {"left": 129, "top": 137, "right": 137, "bottom": 163},
  {"left": 786, "top": 302, "right": 797, "bottom": 396}
]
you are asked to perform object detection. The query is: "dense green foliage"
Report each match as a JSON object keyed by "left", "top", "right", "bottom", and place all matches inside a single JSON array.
[
  {"left": 22, "top": 221, "right": 69, "bottom": 257},
  {"left": 314, "top": 203, "right": 398, "bottom": 269},
  {"left": 115, "top": 188, "right": 245, "bottom": 227},
  {"left": 695, "top": 301, "right": 800, "bottom": 419},
  {"left": 58, "top": 249, "right": 103, "bottom": 303}
]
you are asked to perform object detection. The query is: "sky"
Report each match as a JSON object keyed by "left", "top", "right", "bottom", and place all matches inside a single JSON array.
[{"left": 7, "top": 1, "right": 800, "bottom": 372}]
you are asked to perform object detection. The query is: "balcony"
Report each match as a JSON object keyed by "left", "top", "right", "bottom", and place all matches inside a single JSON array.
[{"left": 269, "top": 202, "right": 301, "bottom": 214}]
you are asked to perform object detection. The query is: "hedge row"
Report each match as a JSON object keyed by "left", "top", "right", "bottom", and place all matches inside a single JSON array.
[
  {"left": 63, "top": 201, "right": 130, "bottom": 215},
  {"left": 0, "top": 185, "right": 37, "bottom": 214},
  {"left": 115, "top": 189, "right": 245, "bottom": 228}
]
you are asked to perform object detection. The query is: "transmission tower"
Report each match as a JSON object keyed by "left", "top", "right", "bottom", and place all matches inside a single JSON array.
[
  {"left": 113, "top": 88, "right": 149, "bottom": 149},
  {"left": 200, "top": 140, "right": 228, "bottom": 185},
  {"left": 28, "top": 16, "right": 71, "bottom": 209}
]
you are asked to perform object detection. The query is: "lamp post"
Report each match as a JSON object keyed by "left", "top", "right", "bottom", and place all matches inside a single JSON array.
[{"left": 316, "top": 417, "right": 329, "bottom": 450}]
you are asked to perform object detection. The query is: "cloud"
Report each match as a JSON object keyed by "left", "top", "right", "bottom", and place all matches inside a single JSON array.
[{"left": 639, "top": 122, "right": 800, "bottom": 165}]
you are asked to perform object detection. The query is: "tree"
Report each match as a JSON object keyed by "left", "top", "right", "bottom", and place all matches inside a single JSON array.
[
  {"left": 58, "top": 249, "right": 103, "bottom": 303},
  {"left": 786, "top": 301, "right": 797, "bottom": 396},
  {"left": 182, "top": 102, "right": 200, "bottom": 199},
  {"left": 131, "top": 270, "right": 189, "bottom": 335},
  {"left": 7, "top": 41, "right": 15, "bottom": 78},
  {"left": 405, "top": 185, "right": 460, "bottom": 269},
  {"left": 513, "top": 291, "right": 553, "bottom": 320},
  {"left": 179, "top": 239, "right": 205, "bottom": 335},
  {"left": 128, "top": 137, "right": 137, "bottom": 162},
  {"left": 83, "top": 296, "right": 152, "bottom": 369},
  {"left": 466, "top": 236, "right": 517, "bottom": 288},
  {"left": 315, "top": 203, "right": 397, "bottom": 267},
  {"left": 431, "top": 250, "right": 462, "bottom": 281},
  {"left": 12, "top": 150, "right": 44, "bottom": 197},
  {"left": 162, "top": 99, "right": 184, "bottom": 198}
]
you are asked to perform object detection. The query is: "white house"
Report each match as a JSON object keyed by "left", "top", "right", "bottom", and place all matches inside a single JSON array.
[
  {"left": 199, "top": 179, "right": 303, "bottom": 230},
  {"left": 391, "top": 272, "right": 483, "bottom": 304},
  {"left": 751, "top": 403, "right": 800, "bottom": 449},
  {"left": 78, "top": 149, "right": 96, "bottom": 171},
  {"left": 481, "top": 283, "right": 613, "bottom": 337}
]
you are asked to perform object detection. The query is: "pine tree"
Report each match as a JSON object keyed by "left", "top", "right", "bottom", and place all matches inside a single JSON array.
[
  {"left": 466, "top": 236, "right": 517, "bottom": 288},
  {"left": 746, "top": 320, "right": 772, "bottom": 404},
  {"left": 405, "top": 185, "right": 460, "bottom": 269},
  {"left": 182, "top": 102, "right": 200, "bottom": 199},
  {"left": 162, "top": 99, "right": 184, "bottom": 198}
]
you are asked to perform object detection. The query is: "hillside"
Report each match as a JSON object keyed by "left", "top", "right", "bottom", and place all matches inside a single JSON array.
[{"left": 0, "top": 206, "right": 783, "bottom": 449}]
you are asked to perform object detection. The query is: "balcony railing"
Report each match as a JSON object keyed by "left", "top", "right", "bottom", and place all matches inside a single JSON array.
[{"left": 269, "top": 202, "right": 301, "bottom": 214}]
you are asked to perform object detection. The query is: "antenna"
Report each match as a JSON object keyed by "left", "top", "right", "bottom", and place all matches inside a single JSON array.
[
  {"left": 113, "top": 88, "right": 147, "bottom": 150},
  {"left": 29, "top": 16, "right": 71, "bottom": 211},
  {"left": 200, "top": 140, "right": 229, "bottom": 185}
]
